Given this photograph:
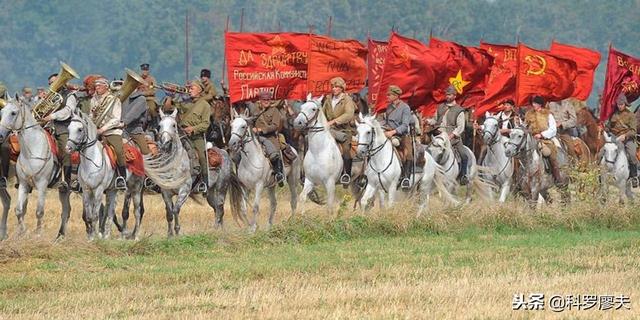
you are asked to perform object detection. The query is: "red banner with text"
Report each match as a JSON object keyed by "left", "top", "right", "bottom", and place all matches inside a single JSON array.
[
  {"left": 367, "top": 39, "right": 388, "bottom": 106},
  {"left": 307, "top": 35, "right": 367, "bottom": 96}
]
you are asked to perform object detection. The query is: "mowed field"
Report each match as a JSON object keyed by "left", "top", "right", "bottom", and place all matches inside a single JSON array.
[{"left": 0, "top": 184, "right": 639, "bottom": 319}]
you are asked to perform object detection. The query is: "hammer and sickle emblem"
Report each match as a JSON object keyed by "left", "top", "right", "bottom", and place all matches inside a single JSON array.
[{"left": 524, "top": 55, "right": 546, "bottom": 76}]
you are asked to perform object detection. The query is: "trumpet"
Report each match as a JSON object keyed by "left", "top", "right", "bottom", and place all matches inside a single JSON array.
[{"left": 151, "top": 82, "right": 189, "bottom": 94}]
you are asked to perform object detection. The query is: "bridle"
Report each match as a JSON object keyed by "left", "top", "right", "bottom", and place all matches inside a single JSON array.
[
  {"left": 505, "top": 128, "right": 534, "bottom": 158},
  {"left": 431, "top": 136, "right": 455, "bottom": 174},
  {"left": 602, "top": 140, "right": 620, "bottom": 165},
  {"left": 298, "top": 101, "right": 324, "bottom": 133},
  {"left": 67, "top": 117, "right": 102, "bottom": 169},
  {"left": 481, "top": 117, "right": 500, "bottom": 146},
  {"left": 0, "top": 102, "right": 39, "bottom": 134},
  {"left": 357, "top": 123, "right": 394, "bottom": 193}
]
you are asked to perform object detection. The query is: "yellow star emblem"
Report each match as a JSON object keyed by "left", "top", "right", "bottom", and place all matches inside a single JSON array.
[
  {"left": 267, "top": 35, "right": 287, "bottom": 55},
  {"left": 449, "top": 70, "right": 470, "bottom": 94},
  {"left": 393, "top": 45, "right": 412, "bottom": 68}
]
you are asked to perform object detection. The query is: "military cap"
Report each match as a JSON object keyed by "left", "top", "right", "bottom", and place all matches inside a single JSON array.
[
  {"left": 330, "top": 77, "right": 346, "bottom": 89},
  {"left": 22, "top": 87, "right": 33, "bottom": 93},
  {"left": 190, "top": 79, "right": 205, "bottom": 91},
  {"left": 258, "top": 91, "right": 271, "bottom": 100},
  {"left": 200, "top": 69, "right": 211, "bottom": 78},
  {"left": 445, "top": 85, "right": 457, "bottom": 95},
  {"left": 502, "top": 99, "right": 515, "bottom": 106},
  {"left": 387, "top": 85, "right": 402, "bottom": 96},
  {"left": 616, "top": 93, "right": 629, "bottom": 106},
  {"left": 140, "top": 63, "right": 150, "bottom": 71},
  {"left": 531, "top": 95, "right": 545, "bottom": 106}
]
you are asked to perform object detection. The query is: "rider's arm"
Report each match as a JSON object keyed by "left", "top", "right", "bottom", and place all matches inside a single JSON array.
[
  {"left": 452, "top": 112, "right": 465, "bottom": 137},
  {"left": 122, "top": 97, "right": 146, "bottom": 126},
  {"left": 100, "top": 99, "right": 122, "bottom": 132},
  {"left": 540, "top": 114, "right": 557, "bottom": 139},
  {"left": 191, "top": 101, "right": 211, "bottom": 135},
  {"left": 394, "top": 106, "right": 411, "bottom": 135},
  {"left": 333, "top": 98, "right": 355, "bottom": 125},
  {"left": 50, "top": 94, "right": 77, "bottom": 121}
]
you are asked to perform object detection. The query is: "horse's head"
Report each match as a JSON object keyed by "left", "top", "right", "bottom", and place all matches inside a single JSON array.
[
  {"left": 294, "top": 93, "right": 324, "bottom": 130},
  {"left": 0, "top": 102, "right": 24, "bottom": 143},
  {"left": 601, "top": 131, "right": 622, "bottom": 167},
  {"left": 482, "top": 111, "right": 500, "bottom": 145},
  {"left": 66, "top": 112, "right": 92, "bottom": 153},
  {"left": 228, "top": 115, "right": 250, "bottom": 153},
  {"left": 158, "top": 108, "right": 179, "bottom": 147},
  {"left": 355, "top": 113, "right": 377, "bottom": 158},
  {"left": 504, "top": 127, "right": 527, "bottom": 158},
  {"left": 428, "top": 133, "right": 451, "bottom": 163}
]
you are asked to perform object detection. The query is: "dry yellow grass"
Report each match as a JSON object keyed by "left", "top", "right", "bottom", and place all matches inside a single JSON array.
[{"left": 0, "top": 186, "right": 639, "bottom": 319}]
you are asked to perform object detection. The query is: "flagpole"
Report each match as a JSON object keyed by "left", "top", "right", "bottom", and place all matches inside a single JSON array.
[
  {"left": 221, "top": 15, "right": 230, "bottom": 92},
  {"left": 185, "top": 9, "right": 189, "bottom": 83},
  {"left": 327, "top": 16, "right": 332, "bottom": 36},
  {"left": 240, "top": 8, "right": 244, "bottom": 32}
]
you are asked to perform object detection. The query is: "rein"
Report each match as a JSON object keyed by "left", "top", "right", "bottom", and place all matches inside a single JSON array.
[
  {"left": 68, "top": 118, "right": 104, "bottom": 170},
  {"left": 358, "top": 125, "right": 394, "bottom": 193}
]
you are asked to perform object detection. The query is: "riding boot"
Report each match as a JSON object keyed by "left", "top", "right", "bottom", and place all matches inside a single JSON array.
[
  {"left": 270, "top": 157, "right": 285, "bottom": 187},
  {"left": 115, "top": 166, "right": 127, "bottom": 190},
  {"left": 548, "top": 156, "right": 566, "bottom": 188},
  {"left": 340, "top": 156, "right": 352, "bottom": 187},
  {"left": 400, "top": 160, "right": 412, "bottom": 190},
  {"left": 629, "top": 163, "right": 638, "bottom": 188},
  {"left": 196, "top": 172, "right": 208, "bottom": 194},
  {"left": 458, "top": 156, "right": 469, "bottom": 186},
  {"left": 0, "top": 155, "right": 8, "bottom": 189},
  {"left": 58, "top": 166, "right": 72, "bottom": 192}
]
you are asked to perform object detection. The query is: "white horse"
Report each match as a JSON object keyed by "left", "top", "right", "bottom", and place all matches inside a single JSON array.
[
  {"left": 66, "top": 112, "right": 144, "bottom": 240},
  {"left": 479, "top": 112, "right": 514, "bottom": 202},
  {"left": 228, "top": 111, "right": 300, "bottom": 232},
  {"left": 355, "top": 113, "right": 401, "bottom": 209},
  {"left": 0, "top": 101, "right": 71, "bottom": 239},
  {"left": 293, "top": 94, "right": 343, "bottom": 213},
  {"left": 599, "top": 131, "right": 633, "bottom": 202},
  {"left": 428, "top": 132, "right": 494, "bottom": 203}
]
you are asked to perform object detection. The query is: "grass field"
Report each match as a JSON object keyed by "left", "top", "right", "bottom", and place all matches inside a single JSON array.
[{"left": 0, "top": 186, "right": 639, "bottom": 319}]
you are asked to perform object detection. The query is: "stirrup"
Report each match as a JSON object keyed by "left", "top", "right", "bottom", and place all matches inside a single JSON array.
[
  {"left": 0, "top": 177, "right": 6, "bottom": 189},
  {"left": 629, "top": 176, "right": 639, "bottom": 188},
  {"left": 340, "top": 173, "right": 351, "bottom": 185},
  {"left": 144, "top": 177, "right": 157, "bottom": 190},
  {"left": 58, "top": 180, "right": 69, "bottom": 192},
  {"left": 356, "top": 176, "right": 368, "bottom": 189},
  {"left": 400, "top": 178, "right": 411, "bottom": 190},
  {"left": 195, "top": 181, "right": 208, "bottom": 194},
  {"left": 70, "top": 179, "right": 81, "bottom": 193},
  {"left": 275, "top": 173, "right": 285, "bottom": 187},
  {"left": 459, "top": 175, "right": 469, "bottom": 186},
  {"left": 115, "top": 177, "right": 127, "bottom": 190}
]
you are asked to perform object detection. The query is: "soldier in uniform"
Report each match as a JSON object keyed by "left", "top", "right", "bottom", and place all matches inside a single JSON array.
[
  {"left": 41, "top": 73, "right": 79, "bottom": 191},
  {"left": 254, "top": 91, "right": 285, "bottom": 187},
  {"left": 200, "top": 69, "right": 218, "bottom": 105},
  {"left": 90, "top": 77, "right": 127, "bottom": 190},
  {"left": 607, "top": 93, "right": 638, "bottom": 186},
  {"left": 322, "top": 77, "right": 356, "bottom": 186},
  {"left": 19, "top": 87, "right": 37, "bottom": 108},
  {"left": 380, "top": 85, "right": 414, "bottom": 189},
  {"left": 140, "top": 63, "right": 158, "bottom": 128},
  {"left": 523, "top": 95, "right": 566, "bottom": 186},
  {"left": 164, "top": 79, "right": 211, "bottom": 193},
  {"left": 435, "top": 85, "right": 469, "bottom": 185},
  {"left": 0, "top": 82, "right": 9, "bottom": 189},
  {"left": 77, "top": 75, "right": 100, "bottom": 114},
  {"left": 122, "top": 83, "right": 151, "bottom": 155},
  {"left": 550, "top": 99, "right": 578, "bottom": 137}
]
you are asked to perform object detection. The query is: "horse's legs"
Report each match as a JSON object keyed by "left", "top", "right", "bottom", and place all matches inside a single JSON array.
[
  {"left": 417, "top": 181, "right": 433, "bottom": 217},
  {"left": 85, "top": 191, "right": 101, "bottom": 241},
  {"left": 0, "top": 190, "right": 9, "bottom": 240},
  {"left": 498, "top": 180, "right": 511, "bottom": 203},
  {"left": 56, "top": 188, "right": 71, "bottom": 239},
  {"left": 388, "top": 185, "right": 397, "bottom": 208},
  {"left": 325, "top": 179, "right": 336, "bottom": 214},
  {"left": 15, "top": 184, "right": 29, "bottom": 235},
  {"left": 250, "top": 184, "right": 263, "bottom": 232},
  {"left": 34, "top": 183, "right": 48, "bottom": 235},
  {"left": 102, "top": 190, "right": 117, "bottom": 239},
  {"left": 287, "top": 175, "right": 298, "bottom": 217},
  {"left": 129, "top": 187, "right": 144, "bottom": 240},
  {"left": 359, "top": 185, "right": 376, "bottom": 211},
  {"left": 267, "top": 187, "right": 277, "bottom": 229},
  {"left": 120, "top": 192, "right": 131, "bottom": 235},
  {"left": 162, "top": 192, "right": 175, "bottom": 237},
  {"left": 172, "top": 187, "right": 190, "bottom": 236},
  {"left": 298, "top": 178, "right": 313, "bottom": 204},
  {"left": 207, "top": 188, "right": 225, "bottom": 229}
]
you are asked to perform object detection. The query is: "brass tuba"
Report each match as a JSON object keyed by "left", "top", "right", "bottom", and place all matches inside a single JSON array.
[
  {"left": 32, "top": 62, "right": 80, "bottom": 121},
  {"left": 0, "top": 99, "right": 6, "bottom": 109},
  {"left": 92, "top": 68, "right": 145, "bottom": 128}
]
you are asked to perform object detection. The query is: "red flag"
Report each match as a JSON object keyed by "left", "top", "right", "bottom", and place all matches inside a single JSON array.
[
  {"left": 375, "top": 32, "right": 448, "bottom": 115},
  {"left": 600, "top": 46, "right": 640, "bottom": 121},
  {"left": 429, "top": 38, "right": 494, "bottom": 109},
  {"left": 367, "top": 39, "right": 388, "bottom": 106},
  {"left": 550, "top": 41, "right": 601, "bottom": 101},
  {"left": 474, "top": 42, "right": 518, "bottom": 117},
  {"left": 515, "top": 44, "right": 578, "bottom": 106},
  {"left": 307, "top": 35, "right": 367, "bottom": 96},
  {"left": 225, "top": 32, "right": 309, "bottom": 103}
]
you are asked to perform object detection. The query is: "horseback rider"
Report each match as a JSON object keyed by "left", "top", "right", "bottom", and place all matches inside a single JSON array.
[
  {"left": 435, "top": 85, "right": 469, "bottom": 185},
  {"left": 496, "top": 99, "right": 519, "bottom": 136},
  {"left": 322, "top": 77, "right": 356, "bottom": 186},
  {"left": 380, "top": 85, "right": 414, "bottom": 189},
  {"left": 523, "top": 95, "right": 566, "bottom": 187},
  {"left": 139, "top": 63, "right": 158, "bottom": 129},
  {"left": 606, "top": 93, "right": 638, "bottom": 186},
  {"left": 199, "top": 69, "right": 218, "bottom": 106},
  {"left": 0, "top": 82, "right": 9, "bottom": 189},
  {"left": 90, "top": 77, "right": 127, "bottom": 190},
  {"left": 41, "top": 73, "right": 79, "bottom": 192},
  {"left": 254, "top": 91, "right": 285, "bottom": 187},
  {"left": 550, "top": 99, "right": 579, "bottom": 137},
  {"left": 122, "top": 83, "right": 151, "bottom": 155},
  {"left": 164, "top": 79, "right": 211, "bottom": 194}
]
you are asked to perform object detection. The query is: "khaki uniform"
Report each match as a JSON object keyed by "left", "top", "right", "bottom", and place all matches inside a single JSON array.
[
  {"left": 141, "top": 74, "right": 158, "bottom": 119},
  {"left": 201, "top": 80, "right": 218, "bottom": 105},
  {"left": 255, "top": 102, "right": 283, "bottom": 160},
  {"left": 609, "top": 108, "right": 638, "bottom": 165},
  {"left": 524, "top": 108, "right": 558, "bottom": 157},
  {"left": 175, "top": 96, "right": 211, "bottom": 172},
  {"left": 322, "top": 93, "right": 356, "bottom": 157}
]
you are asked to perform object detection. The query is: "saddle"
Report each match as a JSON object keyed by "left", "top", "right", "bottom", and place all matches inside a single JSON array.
[
  {"left": 278, "top": 133, "right": 297, "bottom": 165},
  {"left": 207, "top": 147, "right": 223, "bottom": 169},
  {"left": 101, "top": 141, "right": 145, "bottom": 177},
  {"left": 8, "top": 131, "right": 59, "bottom": 162},
  {"left": 145, "top": 135, "right": 159, "bottom": 157}
]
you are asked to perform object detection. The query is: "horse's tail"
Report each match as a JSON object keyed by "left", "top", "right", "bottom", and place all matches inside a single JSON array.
[
  {"left": 470, "top": 165, "right": 497, "bottom": 202},
  {"left": 228, "top": 171, "right": 249, "bottom": 226}
]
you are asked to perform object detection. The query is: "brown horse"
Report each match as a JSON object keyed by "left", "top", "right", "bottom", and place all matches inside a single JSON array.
[{"left": 576, "top": 107, "right": 604, "bottom": 161}]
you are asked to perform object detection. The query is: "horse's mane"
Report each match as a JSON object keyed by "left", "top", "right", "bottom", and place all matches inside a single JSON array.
[{"left": 361, "top": 115, "right": 386, "bottom": 142}]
